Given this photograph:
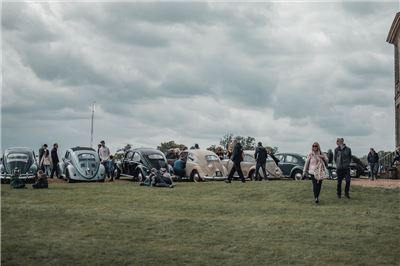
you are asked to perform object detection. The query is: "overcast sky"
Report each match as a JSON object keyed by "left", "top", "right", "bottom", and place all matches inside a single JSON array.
[{"left": 2, "top": 1, "right": 399, "bottom": 157}]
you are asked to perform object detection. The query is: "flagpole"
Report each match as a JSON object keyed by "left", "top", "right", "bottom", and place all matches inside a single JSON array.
[{"left": 90, "top": 102, "right": 95, "bottom": 148}]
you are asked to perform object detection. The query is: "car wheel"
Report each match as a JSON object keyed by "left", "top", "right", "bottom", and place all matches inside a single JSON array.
[
  {"left": 191, "top": 171, "right": 202, "bottom": 182},
  {"left": 291, "top": 170, "right": 303, "bottom": 181},
  {"left": 66, "top": 170, "right": 74, "bottom": 183},
  {"left": 248, "top": 170, "right": 255, "bottom": 181},
  {"left": 137, "top": 170, "right": 146, "bottom": 182},
  {"left": 114, "top": 168, "right": 120, "bottom": 179}
]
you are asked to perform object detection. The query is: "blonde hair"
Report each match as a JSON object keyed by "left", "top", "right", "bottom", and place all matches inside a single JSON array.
[{"left": 312, "top": 142, "right": 321, "bottom": 153}]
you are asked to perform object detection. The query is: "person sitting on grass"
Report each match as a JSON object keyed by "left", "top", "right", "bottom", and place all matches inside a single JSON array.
[
  {"left": 173, "top": 156, "right": 186, "bottom": 177},
  {"left": 140, "top": 168, "right": 174, "bottom": 188},
  {"left": 32, "top": 170, "right": 48, "bottom": 189},
  {"left": 10, "top": 168, "right": 26, "bottom": 189}
]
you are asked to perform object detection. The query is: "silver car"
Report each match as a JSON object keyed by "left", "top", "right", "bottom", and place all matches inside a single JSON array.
[
  {"left": 0, "top": 147, "right": 38, "bottom": 182},
  {"left": 59, "top": 147, "right": 105, "bottom": 182}
]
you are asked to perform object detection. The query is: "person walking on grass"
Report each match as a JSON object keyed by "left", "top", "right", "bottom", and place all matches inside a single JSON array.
[
  {"left": 367, "top": 148, "right": 379, "bottom": 181},
  {"left": 40, "top": 149, "right": 52, "bottom": 177},
  {"left": 303, "top": 142, "right": 328, "bottom": 204},
  {"left": 50, "top": 143, "right": 60, "bottom": 179},
  {"left": 334, "top": 138, "right": 352, "bottom": 199},
  {"left": 254, "top": 142, "right": 269, "bottom": 181},
  {"left": 225, "top": 139, "right": 245, "bottom": 183}
]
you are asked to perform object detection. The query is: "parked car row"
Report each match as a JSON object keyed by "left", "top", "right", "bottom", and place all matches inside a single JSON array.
[{"left": 0, "top": 146, "right": 367, "bottom": 183}]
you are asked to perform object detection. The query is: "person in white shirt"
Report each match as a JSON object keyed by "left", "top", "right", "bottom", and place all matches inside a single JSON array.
[{"left": 99, "top": 140, "right": 111, "bottom": 179}]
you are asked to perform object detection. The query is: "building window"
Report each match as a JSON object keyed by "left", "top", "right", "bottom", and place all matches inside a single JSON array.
[{"left": 396, "top": 45, "right": 399, "bottom": 85}]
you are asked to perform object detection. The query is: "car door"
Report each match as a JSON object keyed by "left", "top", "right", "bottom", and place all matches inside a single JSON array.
[
  {"left": 275, "top": 154, "right": 288, "bottom": 176},
  {"left": 283, "top": 155, "right": 300, "bottom": 176},
  {"left": 122, "top": 151, "right": 134, "bottom": 175},
  {"left": 130, "top": 152, "right": 141, "bottom": 176},
  {"left": 241, "top": 154, "right": 255, "bottom": 177}
]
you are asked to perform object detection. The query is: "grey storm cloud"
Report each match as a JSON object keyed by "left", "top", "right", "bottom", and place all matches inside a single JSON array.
[{"left": 1, "top": 1, "right": 398, "bottom": 156}]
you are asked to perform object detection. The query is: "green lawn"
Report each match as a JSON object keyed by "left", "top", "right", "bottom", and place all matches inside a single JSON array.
[{"left": 1, "top": 180, "right": 399, "bottom": 266}]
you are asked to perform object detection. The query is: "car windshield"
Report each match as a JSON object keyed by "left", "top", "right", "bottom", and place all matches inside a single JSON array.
[
  {"left": 205, "top": 155, "right": 219, "bottom": 161},
  {"left": 78, "top": 153, "right": 96, "bottom": 161},
  {"left": 146, "top": 154, "right": 167, "bottom": 169},
  {"left": 6, "top": 153, "right": 29, "bottom": 163}
]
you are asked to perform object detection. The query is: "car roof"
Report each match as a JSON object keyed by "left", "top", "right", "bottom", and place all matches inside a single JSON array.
[
  {"left": 70, "top": 147, "right": 96, "bottom": 152},
  {"left": 4, "top": 147, "right": 34, "bottom": 153},
  {"left": 132, "top": 148, "right": 163, "bottom": 155},
  {"left": 183, "top": 149, "right": 218, "bottom": 157},
  {"left": 276, "top": 153, "right": 305, "bottom": 157}
]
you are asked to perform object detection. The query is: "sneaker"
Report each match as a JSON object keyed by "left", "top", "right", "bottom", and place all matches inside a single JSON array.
[
  {"left": 345, "top": 193, "right": 350, "bottom": 199},
  {"left": 337, "top": 194, "right": 341, "bottom": 199},
  {"left": 315, "top": 198, "right": 319, "bottom": 204},
  {"left": 224, "top": 180, "right": 231, "bottom": 184}
]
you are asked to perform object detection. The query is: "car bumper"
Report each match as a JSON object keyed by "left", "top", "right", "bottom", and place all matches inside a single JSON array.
[
  {"left": 1, "top": 174, "right": 36, "bottom": 180},
  {"left": 202, "top": 176, "right": 227, "bottom": 181}
]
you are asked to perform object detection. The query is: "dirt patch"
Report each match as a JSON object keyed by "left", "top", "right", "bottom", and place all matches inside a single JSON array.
[{"left": 352, "top": 178, "right": 400, "bottom": 189}]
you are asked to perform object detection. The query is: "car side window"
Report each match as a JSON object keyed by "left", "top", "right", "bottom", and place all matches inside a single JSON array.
[
  {"left": 187, "top": 154, "right": 194, "bottom": 162},
  {"left": 285, "top": 155, "right": 298, "bottom": 164},
  {"left": 125, "top": 151, "right": 134, "bottom": 160},
  {"left": 276, "top": 155, "right": 284, "bottom": 162},
  {"left": 244, "top": 154, "right": 255, "bottom": 163},
  {"left": 133, "top": 153, "right": 141, "bottom": 162}
]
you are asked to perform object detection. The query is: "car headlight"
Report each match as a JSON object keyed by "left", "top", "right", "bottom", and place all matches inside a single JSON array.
[{"left": 29, "top": 164, "right": 37, "bottom": 173}]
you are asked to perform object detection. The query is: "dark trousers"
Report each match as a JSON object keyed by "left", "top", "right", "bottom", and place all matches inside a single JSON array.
[
  {"left": 255, "top": 162, "right": 268, "bottom": 180},
  {"left": 337, "top": 168, "right": 351, "bottom": 196},
  {"left": 227, "top": 162, "right": 245, "bottom": 181},
  {"left": 50, "top": 163, "right": 60, "bottom": 178},
  {"left": 310, "top": 175, "right": 322, "bottom": 199}
]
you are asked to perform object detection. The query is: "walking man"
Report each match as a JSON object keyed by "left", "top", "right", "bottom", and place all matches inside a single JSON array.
[
  {"left": 334, "top": 138, "right": 352, "bottom": 199},
  {"left": 367, "top": 148, "right": 379, "bottom": 181},
  {"left": 225, "top": 139, "right": 245, "bottom": 183},
  {"left": 254, "top": 142, "right": 269, "bottom": 181},
  {"left": 50, "top": 143, "right": 60, "bottom": 179},
  {"left": 99, "top": 140, "right": 111, "bottom": 180}
]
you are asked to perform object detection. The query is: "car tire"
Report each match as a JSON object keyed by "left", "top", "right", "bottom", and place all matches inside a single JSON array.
[
  {"left": 291, "top": 169, "right": 303, "bottom": 181},
  {"left": 137, "top": 170, "right": 146, "bottom": 182},
  {"left": 114, "top": 168, "right": 120, "bottom": 179},
  {"left": 191, "top": 170, "right": 202, "bottom": 182},
  {"left": 248, "top": 170, "right": 255, "bottom": 181},
  {"left": 66, "top": 170, "right": 74, "bottom": 183}
]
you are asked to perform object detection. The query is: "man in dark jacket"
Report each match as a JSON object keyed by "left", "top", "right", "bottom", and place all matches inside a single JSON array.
[
  {"left": 334, "top": 138, "right": 352, "bottom": 198},
  {"left": 367, "top": 148, "right": 379, "bottom": 181},
  {"left": 50, "top": 143, "right": 60, "bottom": 179},
  {"left": 254, "top": 142, "right": 269, "bottom": 181},
  {"left": 225, "top": 139, "right": 245, "bottom": 183}
]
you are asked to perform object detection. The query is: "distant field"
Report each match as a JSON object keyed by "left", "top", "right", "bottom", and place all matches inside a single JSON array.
[{"left": 1, "top": 180, "right": 399, "bottom": 266}]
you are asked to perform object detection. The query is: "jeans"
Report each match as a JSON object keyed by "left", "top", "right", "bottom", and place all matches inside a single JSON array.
[
  {"left": 50, "top": 163, "right": 60, "bottom": 178},
  {"left": 43, "top": 165, "right": 51, "bottom": 177},
  {"left": 227, "top": 162, "right": 245, "bottom": 181},
  {"left": 369, "top": 163, "right": 378, "bottom": 179},
  {"left": 310, "top": 175, "right": 323, "bottom": 199},
  {"left": 337, "top": 168, "right": 351, "bottom": 196},
  {"left": 255, "top": 162, "right": 268, "bottom": 180}
]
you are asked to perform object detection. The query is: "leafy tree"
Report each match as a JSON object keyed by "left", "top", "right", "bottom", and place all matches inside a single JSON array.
[
  {"left": 266, "top": 146, "right": 279, "bottom": 154},
  {"left": 158, "top": 141, "right": 186, "bottom": 153},
  {"left": 219, "top": 133, "right": 234, "bottom": 150},
  {"left": 241, "top": 136, "right": 255, "bottom": 150},
  {"left": 207, "top": 145, "right": 217, "bottom": 152}
]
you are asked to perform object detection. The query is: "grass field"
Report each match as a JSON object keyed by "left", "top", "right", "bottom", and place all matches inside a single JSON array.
[{"left": 1, "top": 180, "right": 399, "bottom": 266}]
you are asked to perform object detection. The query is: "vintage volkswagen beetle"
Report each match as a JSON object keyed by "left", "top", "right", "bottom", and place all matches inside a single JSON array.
[
  {"left": 115, "top": 148, "right": 170, "bottom": 181},
  {"left": 221, "top": 150, "right": 283, "bottom": 180},
  {"left": 274, "top": 153, "right": 306, "bottom": 180},
  {"left": 0, "top": 147, "right": 38, "bottom": 182},
  {"left": 58, "top": 147, "right": 105, "bottom": 182},
  {"left": 174, "top": 149, "right": 227, "bottom": 182}
]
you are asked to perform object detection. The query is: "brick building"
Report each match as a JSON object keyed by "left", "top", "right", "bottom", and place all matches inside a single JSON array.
[{"left": 387, "top": 12, "right": 400, "bottom": 148}]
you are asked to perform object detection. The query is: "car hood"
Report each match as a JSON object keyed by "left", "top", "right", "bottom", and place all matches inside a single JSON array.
[{"left": 4, "top": 153, "right": 33, "bottom": 174}]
